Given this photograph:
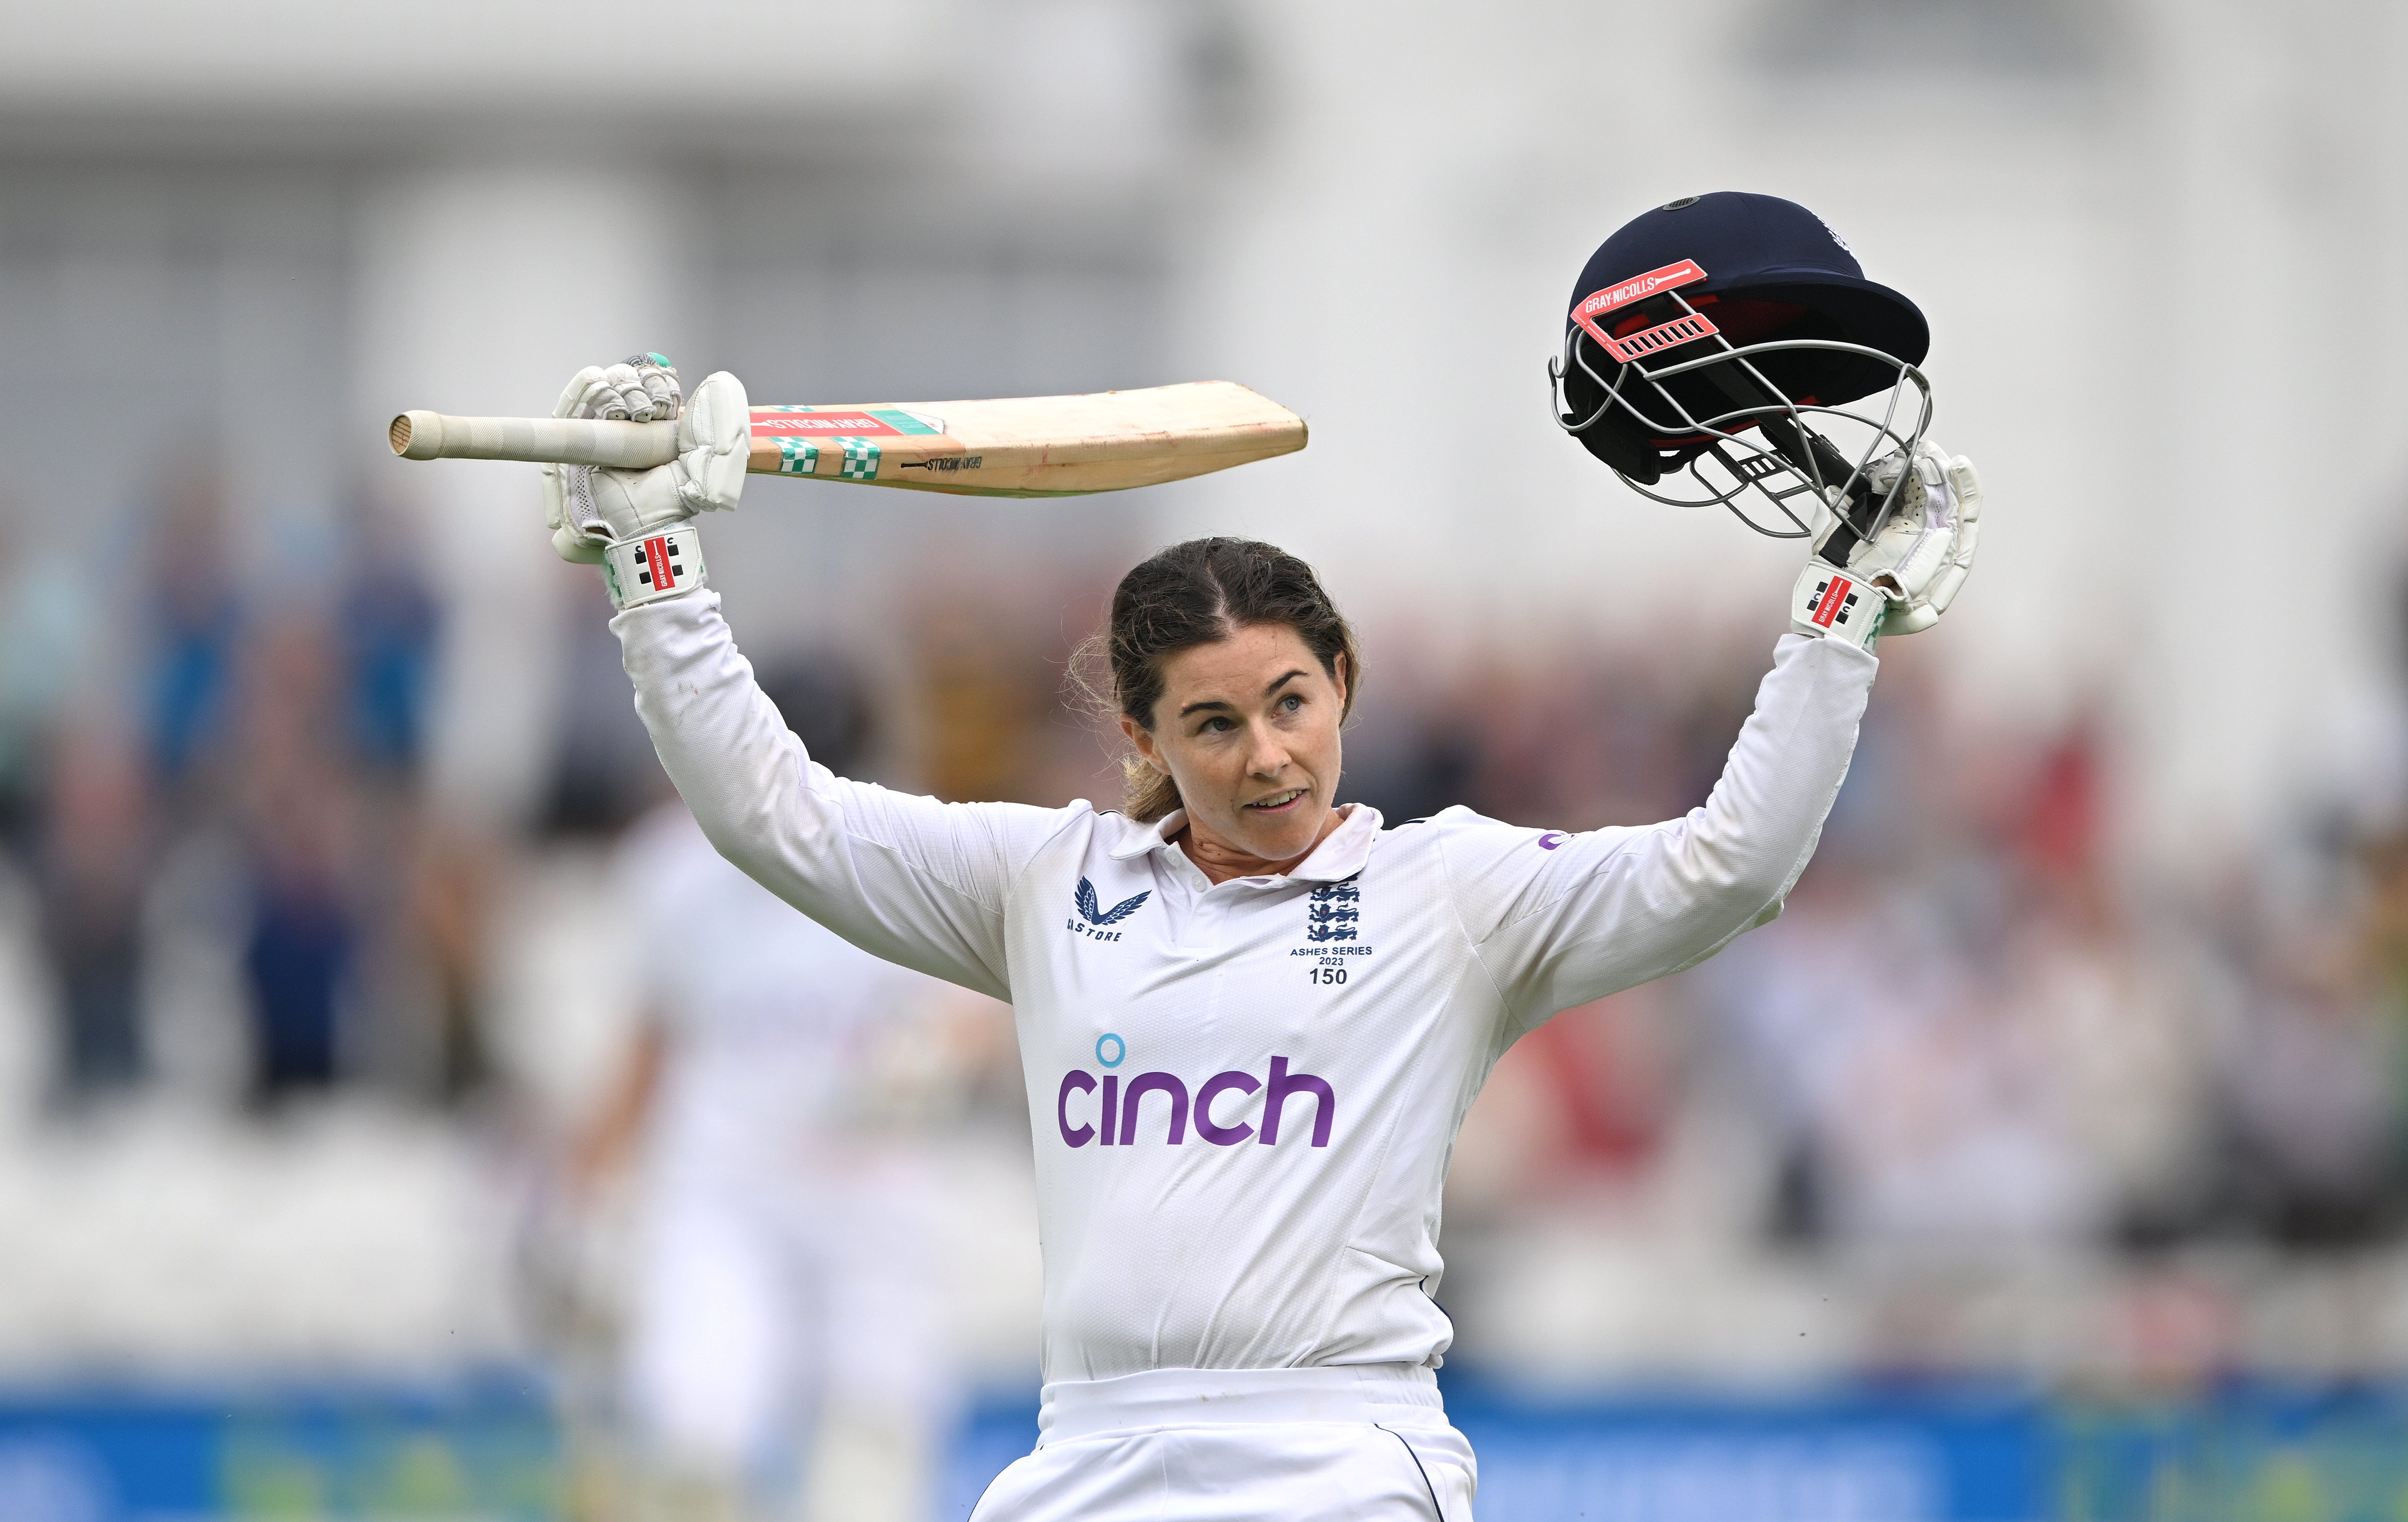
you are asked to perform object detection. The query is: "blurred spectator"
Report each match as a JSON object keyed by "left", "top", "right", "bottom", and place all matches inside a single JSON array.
[
  {"left": 2200, "top": 878, "right": 2400, "bottom": 1245},
  {"left": 36, "top": 726, "right": 154, "bottom": 1102},
  {"left": 571, "top": 656, "right": 964, "bottom": 1522},
  {"left": 329, "top": 504, "right": 488, "bottom": 1103},
  {"left": 546, "top": 574, "right": 667, "bottom": 835},
  {"left": 157, "top": 498, "right": 480, "bottom": 1109},
  {"left": 242, "top": 805, "right": 353, "bottom": 1100},
  {"left": 144, "top": 481, "right": 245, "bottom": 815},
  {"left": 918, "top": 594, "right": 1046, "bottom": 805},
  {"left": 237, "top": 617, "right": 358, "bottom": 1102},
  {"left": 1726, "top": 871, "right": 2105, "bottom": 1250},
  {"left": 0, "top": 495, "right": 92, "bottom": 850},
  {"left": 336, "top": 501, "right": 441, "bottom": 780},
  {"left": 399, "top": 825, "right": 495, "bottom": 1104}
]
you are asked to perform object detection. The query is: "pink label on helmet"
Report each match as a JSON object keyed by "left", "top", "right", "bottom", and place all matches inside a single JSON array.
[
  {"left": 1571, "top": 258, "right": 1708, "bottom": 345},
  {"left": 1599, "top": 311, "right": 1719, "bottom": 364}
]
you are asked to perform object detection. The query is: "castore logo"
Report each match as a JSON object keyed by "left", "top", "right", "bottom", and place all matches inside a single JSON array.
[{"left": 1069, "top": 876, "right": 1149, "bottom": 942}]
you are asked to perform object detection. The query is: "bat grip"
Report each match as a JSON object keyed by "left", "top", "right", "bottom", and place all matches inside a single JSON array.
[{"left": 388, "top": 411, "right": 679, "bottom": 469}]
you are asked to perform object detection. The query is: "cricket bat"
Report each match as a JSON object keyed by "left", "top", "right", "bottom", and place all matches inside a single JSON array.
[{"left": 387, "top": 380, "right": 1306, "bottom": 498}]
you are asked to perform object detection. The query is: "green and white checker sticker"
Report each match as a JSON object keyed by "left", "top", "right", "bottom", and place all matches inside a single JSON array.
[
  {"left": 774, "top": 438, "right": 819, "bottom": 475},
  {"left": 836, "top": 437, "right": 881, "bottom": 481}
]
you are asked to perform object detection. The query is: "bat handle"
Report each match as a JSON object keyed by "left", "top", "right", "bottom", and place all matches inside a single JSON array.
[{"left": 388, "top": 411, "right": 680, "bottom": 469}]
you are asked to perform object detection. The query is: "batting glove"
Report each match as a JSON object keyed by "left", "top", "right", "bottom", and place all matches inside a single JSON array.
[
  {"left": 1789, "top": 441, "right": 1981, "bottom": 649},
  {"left": 540, "top": 354, "right": 751, "bottom": 608}
]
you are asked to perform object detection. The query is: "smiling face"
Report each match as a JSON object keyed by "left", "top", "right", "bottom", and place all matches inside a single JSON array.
[{"left": 1121, "top": 622, "right": 1349, "bottom": 873}]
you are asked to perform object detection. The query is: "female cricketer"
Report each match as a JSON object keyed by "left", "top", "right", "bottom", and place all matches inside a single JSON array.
[{"left": 539, "top": 342, "right": 1979, "bottom": 1518}]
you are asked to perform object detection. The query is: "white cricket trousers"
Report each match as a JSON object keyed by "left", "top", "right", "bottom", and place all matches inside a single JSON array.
[{"left": 967, "top": 1364, "right": 1476, "bottom": 1521}]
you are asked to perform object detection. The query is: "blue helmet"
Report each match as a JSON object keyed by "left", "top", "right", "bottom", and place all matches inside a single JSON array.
[{"left": 1551, "top": 192, "right": 1934, "bottom": 541}]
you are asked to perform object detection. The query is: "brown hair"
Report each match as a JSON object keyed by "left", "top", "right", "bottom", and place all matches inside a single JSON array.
[{"left": 1075, "top": 537, "right": 1361, "bottom": 823}]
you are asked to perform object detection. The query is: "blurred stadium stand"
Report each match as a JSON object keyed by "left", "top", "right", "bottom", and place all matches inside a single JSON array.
[{"left": 5, "top": 0, "right": 2408, "bottom": 1518}]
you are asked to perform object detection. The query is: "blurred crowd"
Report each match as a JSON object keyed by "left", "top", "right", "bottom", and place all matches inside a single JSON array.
[
  {"left": 12, "top": 480, "right": 470, "bottom": 1114},
  {"left": 1380, "top": 626, "right": 2408, "bottom": 1262},
  {"left": 13, "top": 476, "right": 2408, "bottom": 1403},
  {"left": 1438, "top": 628, "right": 2408, "bottom": 1266}
]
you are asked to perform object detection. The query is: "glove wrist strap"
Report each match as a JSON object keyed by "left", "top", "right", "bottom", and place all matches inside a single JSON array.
[
  {"left": 601, "top": 524, "right": 707, "bottom": 609},
  {"left": 1789, "top": 563, "right": 1884, "bottom": 651}
]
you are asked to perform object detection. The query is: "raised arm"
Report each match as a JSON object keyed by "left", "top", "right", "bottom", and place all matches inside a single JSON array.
[
  {"left": 1447, "top": 632, "right": 1875, "bottom": 1031},
  {"left": 1455, "top": 441, "right": 1981, "bottom": 1033},
  {"left": 616, "top": 593, "right": 1074, "bottom": 1000},
  {"left": 540, "top": 355, "right": 1071, "bottom": 1000}
]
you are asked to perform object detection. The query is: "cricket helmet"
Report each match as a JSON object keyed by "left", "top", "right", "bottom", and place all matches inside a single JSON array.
[{"left": 1550, "top": 192, "right": 1934, "bottom": 541}]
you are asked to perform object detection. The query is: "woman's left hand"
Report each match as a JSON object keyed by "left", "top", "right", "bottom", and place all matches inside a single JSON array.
[{"left": 1790, "top": 443, "right": 1982, "bottom": 646}]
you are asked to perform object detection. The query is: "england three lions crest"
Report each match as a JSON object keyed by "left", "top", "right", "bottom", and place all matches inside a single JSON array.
[
  {"left": 1306, "top": 877, "right": 1359, "bottom": 943},
  {"left": 1292, "top": 874, "right": 1373, "bottom": 981}
]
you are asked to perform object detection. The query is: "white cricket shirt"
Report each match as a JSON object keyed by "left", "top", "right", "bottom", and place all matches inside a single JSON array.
[
  {"left": 616, "top": 593, "right": 1876, "bottom": 1384},
  {"left": 612, "top": 801, "right": 939, "bottom": 1192}
]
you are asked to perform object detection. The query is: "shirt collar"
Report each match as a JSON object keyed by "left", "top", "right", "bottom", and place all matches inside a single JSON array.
[{"left": 1105, "top": 801, "right": 1384, "bottom": 884}]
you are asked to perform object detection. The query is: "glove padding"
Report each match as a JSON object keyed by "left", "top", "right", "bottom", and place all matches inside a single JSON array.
[
  {"left": 564, "top": 352, "right": 682, "bottom": 424},
  {"left": 1790, "top": 441, "right": 1981, "bottom": 645},
  {"left": 541, "top": 355, "right": 750, "bottom": 565},
  {"left": 1875, "top": 447, "right": 1979, "bottom": 635}
]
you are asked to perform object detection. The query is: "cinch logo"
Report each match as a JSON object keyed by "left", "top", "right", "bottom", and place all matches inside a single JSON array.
[
  {"left": 1068, "top": 876, "right": 1149, "bottom": 942},
  {"left": 1057, "top": 1056, "right": 1336, "bottom": 1148}
]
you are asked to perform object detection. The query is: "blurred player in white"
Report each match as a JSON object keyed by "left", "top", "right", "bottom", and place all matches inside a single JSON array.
[
  {"left": 575, "top": 662, "right": 958, "bottom": 1522},
  {"left": 536, "top": 289, "right": 1978, "bottom": 1517}
]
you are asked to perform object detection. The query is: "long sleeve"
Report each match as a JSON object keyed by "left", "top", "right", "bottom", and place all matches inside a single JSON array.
[
  {"left": 612, "top": 591, "right": 1082, "bottom": 1001},
  {"left": 1439, "top": 632, "right": 1877, "bottom": 1035}
]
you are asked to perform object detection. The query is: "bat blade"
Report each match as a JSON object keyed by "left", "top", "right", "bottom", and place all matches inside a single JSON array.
[
  {"left": 387, "top": 381, "right": 1307, "bottom": 497},
  {"left": 745, "top": 382, "right": 1306, "bottom": 496}
]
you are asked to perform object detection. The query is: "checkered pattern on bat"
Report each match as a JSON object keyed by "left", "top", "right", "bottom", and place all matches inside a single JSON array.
[
  {"left": 774, "top": 438, "right": 819, "bottom": 475},
  {"left": 836, "top": 437, "right": 880, "bottom": 481}
]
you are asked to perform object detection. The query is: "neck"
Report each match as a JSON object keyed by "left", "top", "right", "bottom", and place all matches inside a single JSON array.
[{"left": 1177, "top": 805, "right": 1348, "bottom": 886}]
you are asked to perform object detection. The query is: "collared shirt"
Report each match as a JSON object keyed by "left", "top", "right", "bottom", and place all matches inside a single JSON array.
[{"left": 617, "top": 593, "right": 1878, "bottom": 1383}]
